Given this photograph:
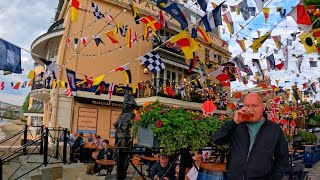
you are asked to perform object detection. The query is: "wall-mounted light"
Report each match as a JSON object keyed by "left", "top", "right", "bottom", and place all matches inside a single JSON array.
[{"left": 143, "top": 68, "right": 148, "bottom": 74}]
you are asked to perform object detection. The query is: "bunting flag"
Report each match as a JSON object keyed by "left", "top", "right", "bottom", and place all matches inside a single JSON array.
[
  {"left": 91, "top": 1, "right": 105, "bottom": 20},
  {"left": 158, "top": 10, "right": 167, "bottom": 29},
  {"left": 93, "top": 34, "right": 104, "bottom": 47},
  {"left": 211, "top": 2, "right": 217, "bottom": 8},
  {"left": 13, "top": 82, "right": 20, "bottom": 90},
  {"left": 67, "top": 36, "right": 71, "bottom": 47},
  {"left": 312, "top": 28, "right": 320, "bottom": 43},
  {"left": 105, "top": 31, "right": 119, "bottom": 44},
  {"left": 299, "top": 32, "right": 316, "bottom": 54},
  {"left": 164, "top": 3, "right": 188, "bottom": 30},
  {"left": 71, "top": 0, "right": 80, "bottom": 22},
  {"left": 288, "top": 2, "right": 312, "bottom": 33},
  {"left": 0, "top": 39, "right": 22, "bottom": 74},
  {"left": 28, "top": 70, "right": 35, "bottom": 79},
  {"left": 252, "top": 59, "right": 264, "bottom": 78},
  {"left": 230, "top": 5, "right": 240, "bottom": 15},
  {"left": 80, "top": 37, "right": 88, "bottom": 47},
  {"left": 236, "top": 39, "right": 246, "bottom": 52},
  {"left": 191, "top": 79, "right": 202, "bottom": 89},
  {"left": 28, "top": 79, "right": 32, "bottom": 87},
  {"left": 119, "top": 25, "right": 128, "bottom": 37},
  {"left": 310, "top": 60, "right": 318, "bottom": 67},
  {"left": 197, "top": 0, "right": 210, "bottom": 11},
  {"left": 276, "top": 7, "right": 286, "bottom": 18},
  {"left": 39, "top": 58, "right": 57, "bottom": 79},
  {"left": 60, "top": 81, "right": 67, "bottom": 88},
  {"left": 209, "top": 70, "right": 230, "bottom": 83},
  {"left": 292, "top": 89, "right": 302, "bottom": 102},
  {"left": 85, "top": 75, "right": 93, "bottom": 88},
  {"left": 296, "top": 55, "right": 303, "bottom": 73},
  {"left": 140, "top": 15, "right": 161, "bottom": 32},
  {"left": 291, "top": 32, "right": 298, "bottom": 41},
  {"left": 115, "top": 65, "right": 132, "bottom": 84},
  {"left": 0, "top": 82, "right": 4, "bottom": 90},
  {"left": 95, "top": 81, "right": 105, "bottom": 95},
  {"left": 187, "top": 53, "right": 197, "bottom": 73},
  {"left": 251, "top": 31, "right": 271, "bottom": 53},
  {"left": 65, "top": 89, "right": 72, "bottom": 97},
  {"left": 254, "top": 0, "right": 266, "bottom": 11},
  {"left": 156, "top": 0, "right": 168, "bottom": 10},
  {"left": 245, "top": 65, "right": 253, "bottom": 75},
  {"left": 21, "top": 81, "right": 28, "bottom": 88},
  {"left": 191, "top": 27, "right": 197, "bottom": 38},
  {"left": 272, "top": 36, "right": 281, "bottom": 49},
  {"left": 263, "top": 8, "right": 270, "bottom": 23},
  {"left": 222, "top": 11, "right": 234, "bottom": 34},
  {"left": 132, "top": 32, "right": 139, "bottom": 44},
  {"left": 66, "top": 68, "right": 77, "bottom": 92},
  {"left": 266, "top": 54, "right": 275, "bottom": 70},
  {"left": 169, "top": 30, "right": 199, "bottom": 59},
  {"left": 74, "top": 38, "right": 79, "bottom": 51},
  {"left": 127, "top": 28, "right": 132, "bottom": 48},
  {"left": 140, "top": 51, "right": 165, "bottom": 74},
  {"left": 198, "top": 27, "right": 211, "bottom": 45},
  {"left": 92, "top": 74, "right": 105, "bottom": 86},
  {"left": 232, "top": 55, "right": 246, "bottom": 72},
  {"left": 201, "top": 2, "right": 222, "bottom": 32},
  {"left": 107, "top": 82, "right": 115, "bottom": 103},
  {"left": 130, "top": 4, "right": 140, "bottom": 24}
]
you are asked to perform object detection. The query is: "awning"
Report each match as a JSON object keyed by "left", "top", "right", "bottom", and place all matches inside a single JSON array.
[{"left": 24, "top": 102, "right": 44, "bottom": 115}]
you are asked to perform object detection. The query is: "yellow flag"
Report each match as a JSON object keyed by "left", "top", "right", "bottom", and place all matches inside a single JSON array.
[
  {"left": 27, "top": 70, "right": 35, "bottom": 79},
  {"left": 92, "top": 75, "right": 105, "bottom": 86},
  {"left": 71, "top": 0, "right": 80, "bottom": 22},
  {"left": 131, "top": 83, "right": 137, "bottom": 94},
  {"left": 170, "top": 30, "right": 199, "bottom": 59},
  {"left": 251, "top": 31, "right": 271, "bottom": 53},
  {"left": 299, "top": 32, "right": 316, "bottom": 54},
  {"left": 60, "top": 81, "right": 66, "bottom": 88},
  {"left": 52, "top": 80, "right": 58, "bottom": 88}
]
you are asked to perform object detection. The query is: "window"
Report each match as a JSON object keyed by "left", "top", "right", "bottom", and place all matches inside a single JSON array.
[
  {"left": 218, "top": 55, "right": 222, "bottom": 64},
  {"left": 205, "top": 48, "right": 210, "bottom": 60},
  {"left": 206, "top": 79, "right": 212, "bottom": 86}
]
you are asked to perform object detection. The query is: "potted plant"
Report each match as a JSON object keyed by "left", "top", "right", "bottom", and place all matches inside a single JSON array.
[{"left": 133, "top": 101, "right": 226, "bottom": 155}]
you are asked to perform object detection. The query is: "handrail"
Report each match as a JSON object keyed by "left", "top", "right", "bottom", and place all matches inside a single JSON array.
[{"left": 0, "top": 130, "right": 23, "bottom": 145}]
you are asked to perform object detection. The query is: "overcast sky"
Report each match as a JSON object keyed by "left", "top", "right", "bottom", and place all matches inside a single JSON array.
[
  {"left": 0, "top": 0, "right": 319, "bottom": 106},
  {"left": 0, "top": 0, "right": 58, "bottom": 105}
]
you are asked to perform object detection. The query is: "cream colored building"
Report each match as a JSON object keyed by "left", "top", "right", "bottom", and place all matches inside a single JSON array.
[{"left": 30, "top": 0, "right": 232, "bottom": 144}]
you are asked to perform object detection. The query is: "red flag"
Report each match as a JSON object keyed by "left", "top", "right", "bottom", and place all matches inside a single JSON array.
[
  {"left": 0, "top": 82, "right": 4, "bottom": 90},
  {"left": 65, "top": 89, "right": 72, "bottom": 97},
  {"left": 13, "top": 82, "right": 21, "bottom": 90},
  {"left": 166, "top": 86, "right": 175, "bottom": 97}
]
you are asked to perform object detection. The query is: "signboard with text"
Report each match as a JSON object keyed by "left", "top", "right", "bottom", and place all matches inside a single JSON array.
[{"left": 77, "top": 107, "right": 98, "bottom": 134}]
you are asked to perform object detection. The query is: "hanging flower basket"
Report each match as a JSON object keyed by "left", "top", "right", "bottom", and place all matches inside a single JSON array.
[{"left": 133, "top": 101, "right": 227, "bottom": 155}]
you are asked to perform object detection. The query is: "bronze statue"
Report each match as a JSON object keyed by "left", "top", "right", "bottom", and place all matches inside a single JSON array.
[{"left": 113, "top": 94, "right": 137, "bottom": 180}]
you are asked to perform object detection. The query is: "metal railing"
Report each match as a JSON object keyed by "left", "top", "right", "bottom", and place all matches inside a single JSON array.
[{"left": 0, "top": 124, "right": 69, "bottom": 180}]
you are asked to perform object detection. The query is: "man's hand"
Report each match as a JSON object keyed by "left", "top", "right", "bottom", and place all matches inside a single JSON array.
[{"left": 234, "top": 107, "right": 248, "bottom": 124}]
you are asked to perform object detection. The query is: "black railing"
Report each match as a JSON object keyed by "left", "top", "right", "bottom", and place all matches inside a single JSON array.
[
  {"left": 31, "top": 77, "right": 52, "bottom": 91},
  {"left": 0, "top": 124, "right": 69, "bottom": 180}
]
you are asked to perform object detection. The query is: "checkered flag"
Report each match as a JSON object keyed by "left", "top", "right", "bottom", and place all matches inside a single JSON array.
[
  {"left": 140, "top": 52, "right": 165, "bottom": 74},
  {"left": 92, "top": 2, "right": 105, "bottom": 20},
  {"left": 219, "top": 91, "right": 227, "bottom": 99}
]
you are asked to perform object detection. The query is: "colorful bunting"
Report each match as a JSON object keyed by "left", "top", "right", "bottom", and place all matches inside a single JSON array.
[
  {"left": 115, "top": 65, "right": 132, "bottom": 84},
  {"left": 222, "top": 11, "right": 234, "bottom": 34},
  {"left": 169, "top": 30, "right": 199, "bottom": 60},
  {"left": 236, "top": 39, "right": 246, "bottom": 52},
  {"left": 71, "top": 0, "right": 80, "bottom": 22},
  {"left": 288, "top": 2, "right": 312, "bottom": 33},
  {"left": 198, "top": 26, "right": 211, "bottom": 45},
  {"left": 251, "top": 31, "right": 271, "bottom": 53},
  {"left": 105, "top": 31, "right": 119, "bottom": 44},
  {"left": 299, "top": 32, "right": 316, "bottom": 54},
  {"left": 140, "top": 15, "right": 161, "bottom": 32},
  {"left": 164, "top": 3, "right": 188, "bottom": 30},
  {"left": 263, "top": 8, "right": 270, "bottom": 23},
  {"left": 201, "top": 2, "right": 223, "bottom": 32}
]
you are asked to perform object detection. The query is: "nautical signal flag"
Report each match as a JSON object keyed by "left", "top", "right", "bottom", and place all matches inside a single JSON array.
[
  {"left": 263, "top": 8, "right": 270, "bottom": 23},
  {"left": 254, "top": 0, "right": 266, "bottom": 11},
  {"left": 105, "top": 31, "right": 119, "bottom": 44},
  {"left": 288, "top": 2, "right": 312, "bottom": 33},
  {"left": 272, "top": 36, "right": 281, "bottom": 49},
  {"left": 140, "top": 52, "right": 165, "bottom": 74},
  {"left": 130, "top": 4, "right": 140, "bottom": 24},
  {"left": 92, "top": 74, "right": 105, "bottom": 86},
  {"left": 91, "top": 1, "right": 105, "bottom": 20},
  {"left": 13, "top": 82, "right": 20, "bottom": 90},
  {"left": 201, "top": 2, "right": 223, "bottom": 32},
  {"left": 198, "top": 27, "right": 211, "bottom": 45},
  {"left": 164, "top": 3, "right": 188, "bottom": 30},
  {"left": 66, "top": 68, "right": 77, "bottom": 92},
  {"left": 299, "top": 32, "right": 316, "bottom": 54},
  {"left": 93, "top": 34, "right": 104, "bottom": 47},
  {"left": 27, "top": 70, "right": 35, "bottom": 79},
  {"left": 0, "top": 39, "right": 22, "bottom": 74},
  {"left": 169, "top": 30, "right": 199, "bottom": 59},
  {"left": 312, "top": 28, "right": 320, "bottom": 43},
  {"left": 266, "top": 54, "right": 276, "bottom": 70},
  {"left": 251, "top": 31, "right": 271, "bottom": 53},
  {"left": 71, "top": 0, "right": 80, "bottom": 22},
  {"left": 222, "top": 11, "right": 234, "bottom": 34},
  {"left": 0, "top": 82, "right": 4, "bottom": 90},
  {"left": 127, "top": 28, "right": 132, "bottom": 48},
  {"left": 236, "top": 39, "right": 246, "bottom": 52},
  {"left": 209, "top": 70, "right": 230, "bottom": 83},
  {"left": 187, "top": 53, "right": 197, "bottom": 72},
  {"left": 197, "top": 0, "right": 210, "bottom": 11},
  {"left": 140, "top": 15, "right": 161, "bottom": 32},
  {"left": 115, "top": 65, "right": 132, "bottom": 84}
]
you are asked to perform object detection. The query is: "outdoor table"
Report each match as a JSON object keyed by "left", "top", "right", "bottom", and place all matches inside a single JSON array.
[
  {"left": 83, "top": 143, "right": 98, "bottom": 163},
  {"left": 84, "top": 143, "right": 98, "bottom": 149},
  {"left": 197, "top": 162, "right": 227, "bottom": 179},
  {"left": 96, "top": 159, "right": 116, "bottom": 166},
  {"left": 136, "top": 155, "right": 159, "bottom": 162}
]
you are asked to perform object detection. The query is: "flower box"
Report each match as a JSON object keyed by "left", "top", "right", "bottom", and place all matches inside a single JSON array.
[{"left": 137, "top": 125, "right": 160, "bottom": 148}]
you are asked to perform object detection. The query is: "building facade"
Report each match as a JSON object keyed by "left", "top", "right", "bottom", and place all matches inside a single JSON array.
[{"left": 30, "top": 0, "right": 232, "bottom": 144}]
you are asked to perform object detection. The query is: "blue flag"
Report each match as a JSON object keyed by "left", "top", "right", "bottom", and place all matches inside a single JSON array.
[
  {"left": 0, "top": 39, "right": 22, "bottom": 74},
  {"left": 201, "top": 2, "right": 223, "bottom": 32},
  {"left": 164, "top": 3, "right": 188, "bottom": 30},
  {"left": 266, "top": 54, "right": 276, "bottom": 70},
  {"left": 66, "top": 68, "right": 77, "bottom": 92},
  {"left": 197, "top": 0, "right": 209, "bottom": 11}
]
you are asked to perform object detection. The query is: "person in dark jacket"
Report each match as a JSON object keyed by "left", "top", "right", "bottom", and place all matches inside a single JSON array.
[
  {"left": 151, "top": 154, "right": 175, "bottom": 180},
  {"left": 213, "top": 93, "right": 288, "bottom": 180},
  {"left": 71, "top": 132, "right": 84, "bottom": 163}
]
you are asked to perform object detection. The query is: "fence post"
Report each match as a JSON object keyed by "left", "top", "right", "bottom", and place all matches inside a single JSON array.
[
  {"left": 63, "top": 128, "right": 67, "bottom": 164},
  {"left": 23, "top": 124, "right": 28, "bottom": 155},
  {"left": 39, "top": 125, "right": 44, "bottom": 155},
  {"left": 0, "top": 159, "right": 3, "bottom": 180},
  {"left": 43, "top": 128, "right": 49, "bottom": 167},
  {"left": 55, "top": 137, "right": 59, "bottom": 159}
]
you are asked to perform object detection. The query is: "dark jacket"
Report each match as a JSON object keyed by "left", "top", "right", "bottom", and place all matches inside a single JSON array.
[
  {"left": 150, "top": 162, "right": 175, "bottom": 180},
  {"left": 213, "top": 119, "right": 288, "bottom": 180}
]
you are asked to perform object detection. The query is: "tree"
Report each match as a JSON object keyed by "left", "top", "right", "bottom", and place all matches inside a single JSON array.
[{"left": 22, "top": 94, "right": 30, "bottom": 113}]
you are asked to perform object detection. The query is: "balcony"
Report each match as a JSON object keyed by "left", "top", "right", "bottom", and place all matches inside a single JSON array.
[{"left": 29, "top": 78, "right": 51, "bottom": 102}]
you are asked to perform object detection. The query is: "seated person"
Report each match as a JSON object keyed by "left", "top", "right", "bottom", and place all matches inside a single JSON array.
[
  {"left": 92, "top": 135, "right": 103, "bottom": 160},
  {"left": 87, "top": 133, "right": 93, "bottom": 143},
  {"left": 94, "top": 139, "right": 114, "bottom": 175},
  {"left": 151, "top": 154, "right": 175, "bottom": 180},
  {"left": 71, "top": 132, "right": 84, "bottom": 163},
  {"left": 186, "top": 155, "right": 203, "bottom": 180}
]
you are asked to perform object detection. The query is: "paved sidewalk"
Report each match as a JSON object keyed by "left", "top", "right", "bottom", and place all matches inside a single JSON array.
[{"left": 307, "top": 161, "right": 320, "bottom": 180}]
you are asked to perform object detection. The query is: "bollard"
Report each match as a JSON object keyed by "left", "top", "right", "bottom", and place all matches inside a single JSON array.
[
  {"left": 63, "top": 128, "right": 67, "bottom": 164},
  {"left": 40, "top": 125, "right": 44, "bottom": 155},
  {"left": 43, "top": 128, "right": 49, "bottom": 166}
]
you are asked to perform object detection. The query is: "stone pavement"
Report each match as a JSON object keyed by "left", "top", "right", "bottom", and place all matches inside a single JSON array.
[{"left": 306, "top": 161, "right": 320, "bottom": 180}]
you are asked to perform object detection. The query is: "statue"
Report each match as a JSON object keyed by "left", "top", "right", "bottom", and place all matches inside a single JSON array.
[{"left": 113, "top": 94, "right": 137, "bottom": 180}]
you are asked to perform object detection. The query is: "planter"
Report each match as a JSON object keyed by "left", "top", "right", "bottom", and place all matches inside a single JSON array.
[{"left": 137, "top": 125, "right": 160, "bottom": 148}]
